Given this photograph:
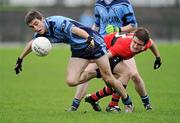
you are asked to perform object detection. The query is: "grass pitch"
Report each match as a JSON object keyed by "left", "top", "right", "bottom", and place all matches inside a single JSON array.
[{"left": 0, "top": 44, "right": 180, "bottom": 123}]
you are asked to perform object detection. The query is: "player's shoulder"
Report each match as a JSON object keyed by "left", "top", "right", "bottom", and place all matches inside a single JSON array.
[
  {"left": 113, "top": 32, "right": 133, "bottom": 44},
  {"left": 46, "top": 16, "right": 70, "bottom": 21},
  {"left": 46, "top": 16, "right": 74, "bottom": 25}
]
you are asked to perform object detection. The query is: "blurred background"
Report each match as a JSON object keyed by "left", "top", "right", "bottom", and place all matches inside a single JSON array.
[{"left": 0, "top": 0, "right": 180, "bottom": 43}]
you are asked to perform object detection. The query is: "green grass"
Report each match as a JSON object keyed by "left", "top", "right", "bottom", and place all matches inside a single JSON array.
[{"left": 0, "top": 44, "right": 180, "bottom": 123}]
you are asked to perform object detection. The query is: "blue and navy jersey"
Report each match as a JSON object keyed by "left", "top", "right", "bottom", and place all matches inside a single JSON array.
[
  {"left": 94, "top": 0, "right": 138, "bottom": 36},
  {"left": 34, "top": 16, "right": 104, "bottom": 50}
]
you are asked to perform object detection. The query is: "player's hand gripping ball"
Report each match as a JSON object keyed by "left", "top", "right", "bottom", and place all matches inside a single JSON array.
[{"left": 31, "top": 37, "right": 52, "bottom": 57}]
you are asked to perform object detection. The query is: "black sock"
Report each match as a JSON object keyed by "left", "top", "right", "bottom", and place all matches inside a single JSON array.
[
  {"left": 141, "top": 95, "right": 150, "bottom": 106},
  {"left": 71, "top": 98, "right": 80, "bottom": 109},
  {"left": 122, "top": 95, "right": 132, "bottom": 105}
]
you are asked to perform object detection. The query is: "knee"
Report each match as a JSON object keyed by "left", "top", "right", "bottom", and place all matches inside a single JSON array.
[
  {"left": 130, "top": 71, "right": 142, "bottom": 83},
  {"left": 66, "top": 77, "right": 77, "bottom": 87},
  {"left": 130, "top": 71, "right": 138, "bottom": 79},
  {"left": 128, "top": 67, "right": 139, "bottom": 79}
]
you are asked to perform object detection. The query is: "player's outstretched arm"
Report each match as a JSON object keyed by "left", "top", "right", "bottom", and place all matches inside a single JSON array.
[
  {"left": 149, "top": 39, "right": 162, "bottom": 69},
  {"left": 14, "top": 40, "right": 33, "bottom": 74}
]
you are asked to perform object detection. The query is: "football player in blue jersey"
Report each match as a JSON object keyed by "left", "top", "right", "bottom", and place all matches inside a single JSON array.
[
  {"left": 69, "top": 0, "right": 152, "bottom": 112},
  {"left": 92, "top": 0, "right": 137, "bottom": 36},
  {"left": 14, "top": 10, "right": 134, "bottom": 111}
]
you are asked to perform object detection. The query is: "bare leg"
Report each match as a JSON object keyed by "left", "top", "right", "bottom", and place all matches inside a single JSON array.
[
  {"left": 66, "top": 57, "right": 89, "bottom": 86},
  {"left": 85, "top": 61, "right": 132, "bottom": 112},
  {"left": 67, "top": 63, "right": 99, "bottom": 111},
  {"left": 113, "top": 62, "right": 131, "bottom": 85},
  {"left": 94, "top": 55, "right": 128, "bottom": 99},
  {"left": 74, "top": 63, "right": 98, "bottom": 100},
  {"left": 124, "top": 57, "right": 147, "bottom": 96},
  {"left": 74, "top": 83, "right": 89, "bottom": 100},
  {"left": 124, "top": 57, "right": 152, "bottom": 110},
  {"left": 83, "top": 55, "right": 133, "bottom": 112}
]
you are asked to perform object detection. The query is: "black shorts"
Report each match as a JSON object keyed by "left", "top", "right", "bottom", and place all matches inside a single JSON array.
[
  {"left": 71, "top": 33, "right": 107, "bottom": 59},
  {"left": 96, "top": 56, "right": 123, "bottom": 78},
  {"left": 71, "top": 41, "right": 106, "bottom": 59}
]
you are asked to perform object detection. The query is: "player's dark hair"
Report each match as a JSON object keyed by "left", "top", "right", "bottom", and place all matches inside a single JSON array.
[
  {"left": 134, "top": 27, "right": 150, "bottom": 45},
  {"left": 25, "top": 10, "right": 43, "bottom": 25}
]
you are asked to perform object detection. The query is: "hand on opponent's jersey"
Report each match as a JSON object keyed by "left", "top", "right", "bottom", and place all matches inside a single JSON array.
[
  {"left": 154, "top": 57, "right": 162, "bottom": 69},
  {"left": 14, "top": 57, "right": 23, "bottom": 74},
  {"left": 106, "top": 24, "right": 121, "bottom": 34}
]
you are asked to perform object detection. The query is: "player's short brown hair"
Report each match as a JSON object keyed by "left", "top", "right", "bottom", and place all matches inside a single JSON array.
[
  {"left": 134, "top": 27, "right": 150, "bottom": 45},
  {"left": 25, "top": 10, "right": 43, "bottom": 25}
]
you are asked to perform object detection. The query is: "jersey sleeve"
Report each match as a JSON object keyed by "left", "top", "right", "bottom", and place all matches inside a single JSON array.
[
  {"left": 94, "top": 5, "right": 100, "bottom": 27},
  {"left": 119, "top": 3, "right": 137, "bottom": 27},
  {"left": 59, "top": 19, "right": 75, "bottom": 34}
]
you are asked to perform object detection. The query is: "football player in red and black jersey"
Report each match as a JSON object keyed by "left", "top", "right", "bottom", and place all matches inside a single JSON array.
[{"left": 67, "top": 27, "right": 161, "bottom": 112}]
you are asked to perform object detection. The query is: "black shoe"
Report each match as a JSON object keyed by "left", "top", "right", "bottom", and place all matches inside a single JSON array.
[{"left": 85, "top": 94, "right": 101, "bottom": 111}]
